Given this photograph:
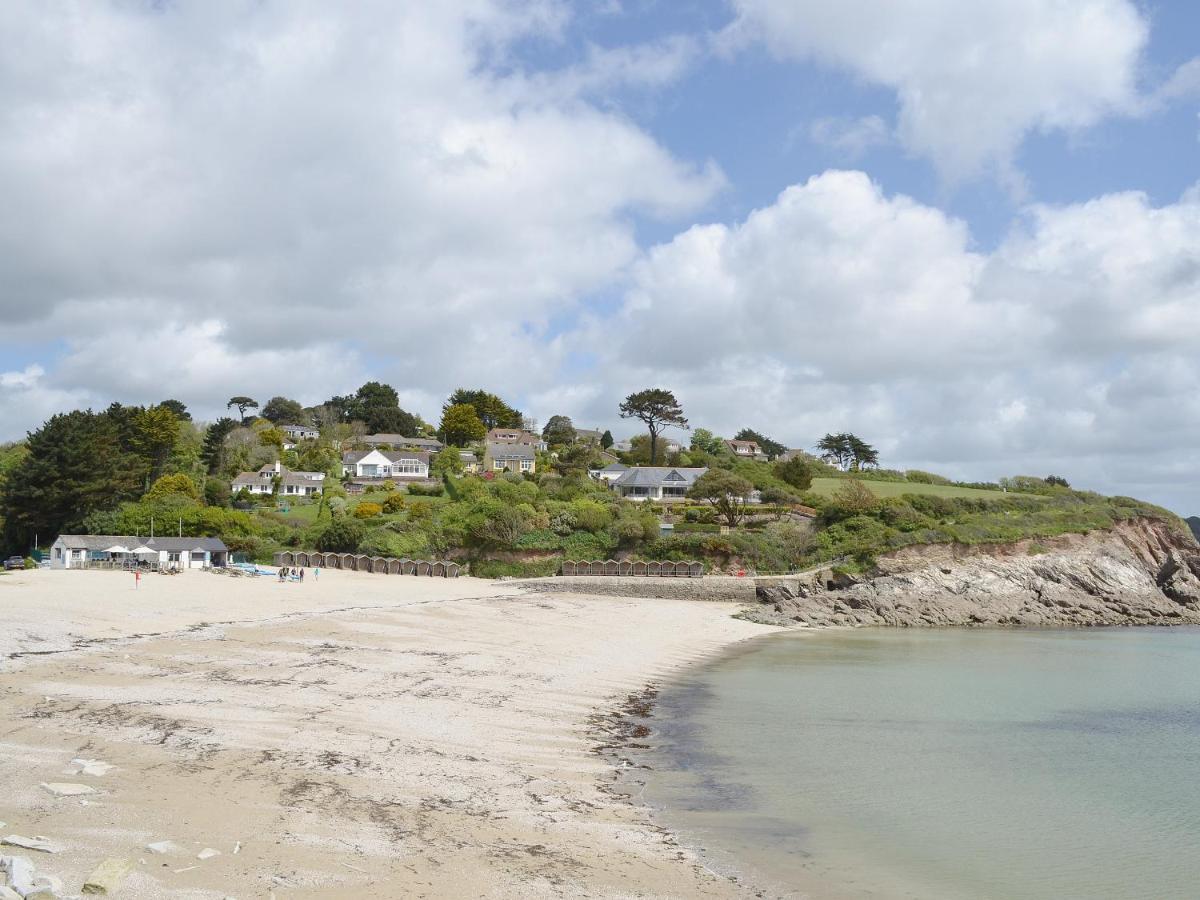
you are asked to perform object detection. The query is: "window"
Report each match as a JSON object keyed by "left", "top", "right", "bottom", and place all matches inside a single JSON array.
[
  {"left": 168, "top": 552, "right": 181, "bottom": 562},
  {"left": 520, "top": 460, "right": 532, "bottom": 471},
  {"left": 494, "top": 460, "right": 505, "bottom": 470}
]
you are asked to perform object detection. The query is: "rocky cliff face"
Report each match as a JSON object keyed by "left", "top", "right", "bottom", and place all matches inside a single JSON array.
[{"left": 751, "top": 518, "right": 1200, "bottom": 628}]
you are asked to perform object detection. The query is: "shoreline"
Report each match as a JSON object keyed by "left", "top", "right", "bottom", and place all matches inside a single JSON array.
[{"left": 0, "top": 568, "right": 775, "bottom": 898}]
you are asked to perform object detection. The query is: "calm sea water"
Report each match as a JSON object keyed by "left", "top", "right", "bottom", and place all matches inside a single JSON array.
[{"left": 638, "top": 628, "right": 1200, "bottom": 899}]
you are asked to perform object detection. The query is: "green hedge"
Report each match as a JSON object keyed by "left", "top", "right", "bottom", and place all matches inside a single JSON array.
[{"left": 470, "top": 557, "right": 561, "bottom": 578}]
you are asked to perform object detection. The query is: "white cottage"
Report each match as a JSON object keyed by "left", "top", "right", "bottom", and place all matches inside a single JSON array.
[{"left": 50, "top": 535, "right": 229, "bottom": 570}]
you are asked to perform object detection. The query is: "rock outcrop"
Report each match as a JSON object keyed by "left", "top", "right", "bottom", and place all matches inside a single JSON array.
[{"left": 750, "top": 518, "right": 1200, "bottom": 628}]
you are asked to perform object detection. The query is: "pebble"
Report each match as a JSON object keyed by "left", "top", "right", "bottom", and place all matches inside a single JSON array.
[
  {"left": 0, "top": 855, "right": 35, "bottom": 895},
  {"left": 69, "top": 759, "right": 114, "bottom": 777},
  {"left": 196, "top": 848, "right": 220, "bottom": 860},
  {"left": 145, "top": 842, "right": 180, "bottom": 855},
  {"left": 82, "top": 857, "right": 132, "bottom": 895}
]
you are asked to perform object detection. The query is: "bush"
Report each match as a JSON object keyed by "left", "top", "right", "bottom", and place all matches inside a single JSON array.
[
  {"left": 382, "top": 493, "right": 407, "bottom": 514},
  {"left": 568, "top": 499, "right": 612, "bottom": 533},
  {"left": 316, "top": 517, "right": 366, "bottom": 553},
  {"left": 23, "top": 556, "right": 36, "bottom": 569},
  {"left": 904, "top": 470, "right": 952, "bottom": 485},
  {"left": 470, "top": 558, "right": 561, "bottom": 579},
  {"left": 354, "top": 502, "right": 383, "bottom": 519},
  {"left": 407, "top": 482, "right": 445, "bottom": 497}
]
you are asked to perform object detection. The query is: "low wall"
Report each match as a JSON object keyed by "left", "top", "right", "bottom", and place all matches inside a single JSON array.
[{"left": 515, "top": 575, "right": 756, "bottom": 603}]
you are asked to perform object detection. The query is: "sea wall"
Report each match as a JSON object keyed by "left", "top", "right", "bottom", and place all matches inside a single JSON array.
[
  {"left": 516, "top": 575, "right": 756, "bottom": 603},
  {"left": 749, "top": 518, "right": 1200, "bottom": 627}
]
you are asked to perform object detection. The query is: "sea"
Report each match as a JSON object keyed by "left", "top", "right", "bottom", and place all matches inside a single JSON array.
[{"left": 636, "top": 627, "right": 1200, "bottom": 899}]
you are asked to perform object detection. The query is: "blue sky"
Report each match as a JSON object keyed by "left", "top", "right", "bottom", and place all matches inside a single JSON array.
[{"left": 0, "top": 1, "right": 1197, "bottom": 511}]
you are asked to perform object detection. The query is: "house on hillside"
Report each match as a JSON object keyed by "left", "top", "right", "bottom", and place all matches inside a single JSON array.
[
  {"left": 341, "top": 449, "right": 431, "bottom": 480},
  {"left": 459, "top": 450, "right": 480, "bottom": 473},
  {"left": 610, "top": 466, "right": 707, "bottom": 501},
  {"left": 231, "top": 461, "right": 325, "bottom": 497},
  {"left": 50, "top": 535, "right": 229, "bottom": 570},
  {"left": 589, "top": 462, "right": 628, "bottom": 484},
  {"left": 280, "top": 424, "right": 319, "bottom": 441},
  {"left": 361, "top": 434, "right": 444, "bottom": 452},
  {"left": 486, "top": 428, "right": 547, "bottom": 451},
  {"left": 574, "top": 428, "right": 604, "bottom": 446},
  {"left": 483, "top": 441, "right": 536, "bottom": 474},
  {"left": 726, "top": 439, "right": 766, "bottom": 460}
]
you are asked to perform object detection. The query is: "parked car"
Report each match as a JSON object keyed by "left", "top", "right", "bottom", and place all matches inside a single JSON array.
[{"left": 4, "top": 556, "right": 26, "bottom": 570}]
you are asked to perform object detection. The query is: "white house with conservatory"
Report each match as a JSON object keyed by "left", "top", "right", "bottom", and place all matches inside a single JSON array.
[
  {"left": 341, "top": 449, "right": 431, "bottom": 480},
  {"left": 610, "top": 466, "right": 708, "bottom": 501}
]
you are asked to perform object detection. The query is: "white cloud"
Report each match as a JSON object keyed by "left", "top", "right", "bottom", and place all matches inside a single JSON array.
[
  {"left": 0, "top": 1, "right": 721, "bottom": 416},
  {"left": 722, "top": 0, "right": 1149, "bottom": 183},
  {"left": 807, "top": 115, "right": 891, "bottom": 157},
  {"left": 577, "top": 171, "right": 1200, "bottom": 511}
]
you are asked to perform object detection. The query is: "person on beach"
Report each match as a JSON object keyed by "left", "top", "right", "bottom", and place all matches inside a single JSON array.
[
  {"left": 299, "top": 568, "right": 305, "bottom": 583},
  {"left": 314, "top": 567, "right": 319, "bottom": 582}
]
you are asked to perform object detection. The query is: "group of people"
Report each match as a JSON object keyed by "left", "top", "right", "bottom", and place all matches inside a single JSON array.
[{"left": 278, "top": 566, "right": 318, "bottom": 583}]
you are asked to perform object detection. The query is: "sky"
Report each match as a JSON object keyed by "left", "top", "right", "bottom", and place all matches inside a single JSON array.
[{"left": 0, "top": 1, "right": 1198, "bottom": 511}]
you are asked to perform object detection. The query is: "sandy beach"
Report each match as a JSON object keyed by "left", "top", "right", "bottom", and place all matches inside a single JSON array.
[{"left": 0, "top": 567, "right": 772, "bottom": 898}]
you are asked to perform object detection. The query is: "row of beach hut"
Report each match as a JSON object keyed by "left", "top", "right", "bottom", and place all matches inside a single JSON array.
[
  {"left": 273, "top": 551, "right": 462, "bottom": 577},
  {"left": 560, "top": 560, "right": 704, "bottom": 577}
]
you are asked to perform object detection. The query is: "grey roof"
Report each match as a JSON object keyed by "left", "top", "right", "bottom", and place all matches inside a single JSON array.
[
  {"left": 362, "top": 434, "right": 443, "bottom": 449},
  {"left": 344, "top": 449, "right": 428, "bottom": 464},
  {"left": 485, "top": 441, "right": 535, "bottom": 460},
  {"left": 613, "top": 466, "right": 708, "bottom": 488},
  {"left": 54, "top": 534, "right": 228, "bottom": 552},
  {"left": 601, "top": 462, "right": 629, "bottom": 472},
  {"left": 280, "top": 424, "right": 318, "bottom": 434}
]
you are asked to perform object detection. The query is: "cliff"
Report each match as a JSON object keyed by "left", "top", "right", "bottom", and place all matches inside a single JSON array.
[
  {"left": 751, "top": 518, "right": 1200, "bottom": 627},
  {"left": 1188, "top": 516, "right": 1200, "bottom": 542}
]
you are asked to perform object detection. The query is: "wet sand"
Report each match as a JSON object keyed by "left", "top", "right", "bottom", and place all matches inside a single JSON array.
[{"left": 0, "top": 568, "right": 771, "bottom": 898}]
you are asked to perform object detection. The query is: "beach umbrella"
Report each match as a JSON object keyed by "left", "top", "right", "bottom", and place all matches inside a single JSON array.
[{"left": 102, "top": 544, "right": 131, "bottom": 554}]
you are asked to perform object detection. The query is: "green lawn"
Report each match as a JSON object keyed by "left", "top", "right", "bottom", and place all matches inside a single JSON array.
[{"left": 809, "top": 477, "right": 1033, "bottom": 501}]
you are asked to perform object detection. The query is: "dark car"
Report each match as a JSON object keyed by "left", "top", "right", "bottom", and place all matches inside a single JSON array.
[{"left": 4, "top": 556, "right": 26, "bottom": 570}]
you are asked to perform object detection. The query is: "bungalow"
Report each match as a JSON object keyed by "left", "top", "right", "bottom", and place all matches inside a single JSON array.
[
  {"left": 459, "top": 450, "right": 480, "bottom": 473},
  {"left": 574, "top": 428, "right": 604, "bottom": 446},
  {"left": 232, "top": 462, "right": 325, "bottom": 497},
  {"left": 611, "top": 466, "right": 707, "bottom": 501},
  {"left": 362, "top": 434, "right": 444, "bottom": 452},
  {"left": 727, "top": 439, "right": 766, "bottom": 460},
  {"left": 342, "top": 449, "right": 431, "bottom": 479},
  {"left": 280, "top": 424, "right": 320, "bottom": 441},
  {"left": 589, "top": 462, "right": 629, "bottom": 484},
  {"left": 486, "top": 428, "right": 547, "bottom": 451},
  {"left": 483, "top": 441, "right": 536, "bottom": 474},
  {"left": 50, "top": 535, "right": 229, "bottom": 570}
]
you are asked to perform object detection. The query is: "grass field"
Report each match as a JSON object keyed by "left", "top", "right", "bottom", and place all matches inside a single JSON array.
[{"left": 809, "top": 477, "right": 1033, "bottom": 501}]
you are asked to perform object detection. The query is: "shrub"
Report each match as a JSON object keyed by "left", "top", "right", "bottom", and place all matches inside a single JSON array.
[
  {"left": 316, "top": 517, "right": 365, "bottom": 552},
  {"left": 382, "top": 493, "right": 407, "bottom": 514},
  {"left": 354, "top": 502, "right": 383, "bottom": 519},
  {"left": 145, "top": 473, "right": 200, "bottom": 501},
  {"left": 407, "top": 481, "right": 445, "bottom": 497},
  {"left": 568, "top": 499, "right": 612, "bottom": 533},
  {"left": 904, "top": 470, "right": 951, "bottom": 485},
  {"left": 470, "top": 558, "right": 561, "bottom": 579}
]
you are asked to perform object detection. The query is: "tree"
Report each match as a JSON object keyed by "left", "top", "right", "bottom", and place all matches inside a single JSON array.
[
  {"left": 735, "top": 428, "right": 787, "bottom": 460},
  {"left": 831, "top": 478, "right": 878, "bottom": 514},
  {"left": 1045, "top": 475, "right": 1070, "bottom": 488},
  {"left": 130, "top": 405, "right": 180, "bottom": 484},
  {"left": 227, "top": 396, "right": 259, "bottom": 422},
  {"left": 618, "top": 388, "right": 688, "bottom": 465},
  {"left": 542, "top": 415, "right": 576, "bottom": 446},
  {"left": 775, "top": 455, "right": 814, "bottom": 491},
  {"left": 431, "top": 446, "right": 465, "bottom": 478},
  {"left": 1, "top": 410, "right": 143, "bottom": 551},
  {"left": 158, "top": 399, "right": 191, "bottom": 421},
  {"left": 145, "top": 473, "right": 200, "bottom": 502},
  {"left": 439, "top": 403, "right": 487, "bottom": 446},
  {"left": 817, "top": 433, "right": 879, "bottom": 471},
  {"left": 600, "top": 430, "right": 614, "bottom": 450},
  {"left": 316, "top": 516, "right": 365, "bottom": 553},
  {"left": 201, "top": 418, "right": 238, "bottom": 475},
  {"left": 690, "top": 428, "right": 725, "bottom": 455},
  {"left": 261, "top": 396, "right": 306, "bottom": 424},
  {"left": 687, "top": 469, "right": 754, "bottom": 527},
  {"left": 320, "top": 383, "right": 421, "bottom": 435},
  {"left": 444, "top": 389, "right": 522, "bottom": 430}
]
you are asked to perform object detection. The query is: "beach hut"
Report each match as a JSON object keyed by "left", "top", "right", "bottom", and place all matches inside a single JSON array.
[
  {"left": 354, "top": 554, "right": 371, "bottom": 572},
  {"left": 647, "top": 561, "right": 662, "bottom": 577},
  {"left": 687, "top": 561, "right": 704, "bottom": 577},
  {"left": 432, "top": 561, "right": 447, "bottom": 578},
  {"left": 618, "top": 560, "right": 633, "bottom": 576},
  {"left": 277, "top": 551, "right": 295, "bottom": 567},
  {"left": 631, "top": 560, "right": 647, "bottom": 576},
  {"left": 602, "top": 559, "right": 619, "bottom": 576},
  {"left": 560, "top": 561, "right": 576, "bottom": 576},
  {"left": 402, "top": 560, "right": 417, "bottom": 575},
  {"left": 295, "top": 552, "right": 310, "bottom": 567},
  {"left": 416, "top": 560, "right": 433, "bottom": 576},
  {"left": 444, "top": 562, "right": 462, "bottom": 578},
  {"left": 387, "top": 558, "right": 402, "bottom": 574}
]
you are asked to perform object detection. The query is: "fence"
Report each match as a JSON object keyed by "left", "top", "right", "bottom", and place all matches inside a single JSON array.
[
  {"left": 558, "top": 560, "right": 704, "bottom": 577},
  {"left": 273, "top": 551, "right": 462, "bottom": 578}
]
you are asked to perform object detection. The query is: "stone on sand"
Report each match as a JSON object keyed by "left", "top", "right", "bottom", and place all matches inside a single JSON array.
[
  {"left": 196, "top": 848, "right": 220, "bottom": 860},
  {"left": 81, "top": 858, "right": 133, "bottom": 895},
  {"left": 0, "top": 855, "right": 35, "bottom": 895},
  {"left": 2, "top": 835, "right": 60, "bottom": 854},
  {"left": 39, "top": 783, "right": 95, "bottom": 798}
]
